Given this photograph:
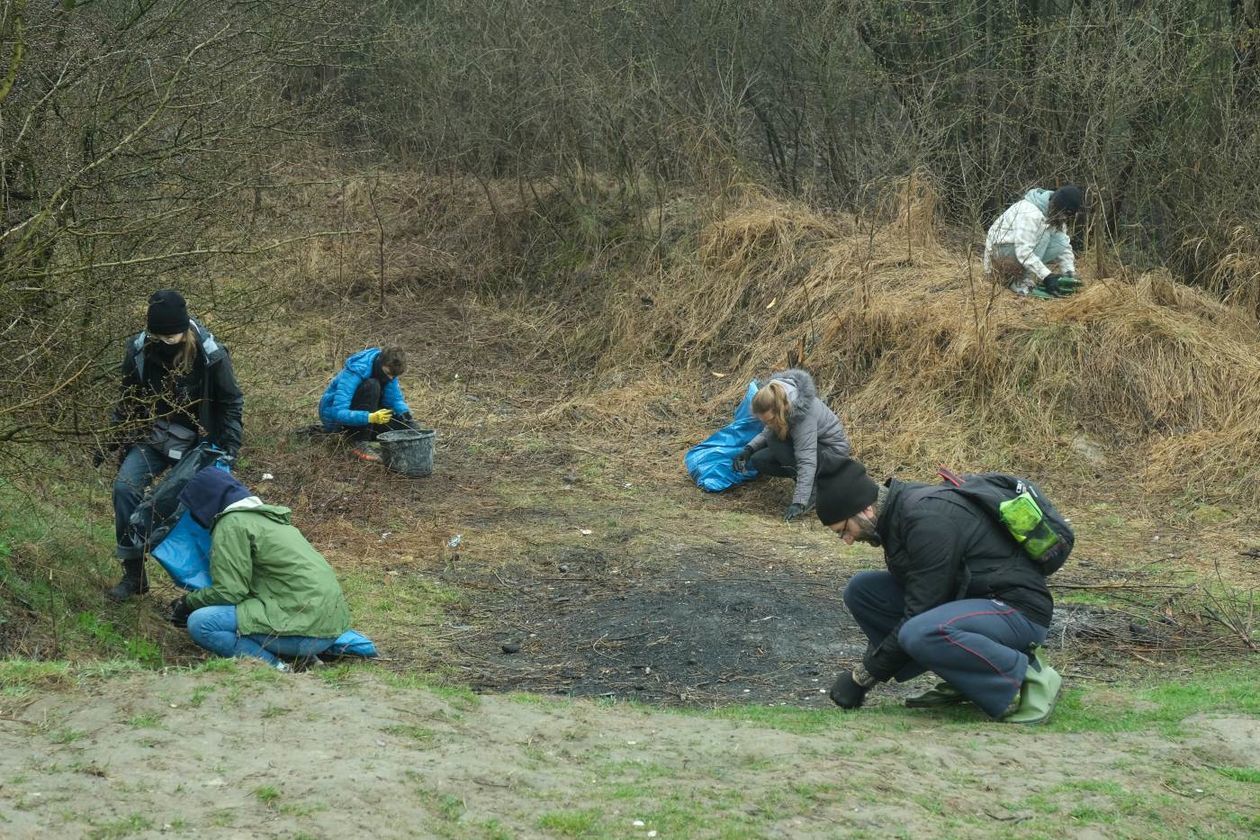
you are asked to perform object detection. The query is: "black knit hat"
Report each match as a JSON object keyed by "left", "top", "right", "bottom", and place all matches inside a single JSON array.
[
  {"left": 1049, "top": 185, "right": 1085, "bottom": 216},
  {"left": 147, "top": 289, "right": 190, "bottom": 335},
  {"left": 815, "top": 458, "right": 880, "bottom": 526}
]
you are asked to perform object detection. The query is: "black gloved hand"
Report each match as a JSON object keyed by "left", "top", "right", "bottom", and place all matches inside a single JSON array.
[
  {"left": 169, "top": 596, "right": 193, "bottom": 628},
  {"left": 1041, "top": 274, "right": 1083, "bottom": 298},
  {"left": 731, "top": 447, "right": 753, "bottom": 474},
  {"left": 92, "top": 440, "right": 121, "bottom": 468},
  {"left": 784, "top": 502, "right": 806, "bottom": 521},
  {"left": 828, "top": 670, "right": 870, "bottom": 709}
]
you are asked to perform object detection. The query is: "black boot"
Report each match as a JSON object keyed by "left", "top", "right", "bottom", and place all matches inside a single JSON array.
[{"left": 106, "top": 556, "right": 149, "bottom": 602}]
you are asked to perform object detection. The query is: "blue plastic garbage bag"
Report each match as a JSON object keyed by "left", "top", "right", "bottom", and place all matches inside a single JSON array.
[
  {"left": 325, "top": 630, "right": 379, "bottom": 658},
  {"left": 684, "top": 380, "right": 763, "bottom": 492},
  {"left": 152, "top": 511, "right": 214, "bottom": 591}
]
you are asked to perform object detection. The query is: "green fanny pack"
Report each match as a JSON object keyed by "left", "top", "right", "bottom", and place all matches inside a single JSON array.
[{"left": 998, "top": 492, "right": 1062, "bottom": 561}]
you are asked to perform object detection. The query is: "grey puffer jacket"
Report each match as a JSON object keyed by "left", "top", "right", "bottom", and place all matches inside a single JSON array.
[{"left": 746, "top": 369, "right": 851, "bottom": 506}]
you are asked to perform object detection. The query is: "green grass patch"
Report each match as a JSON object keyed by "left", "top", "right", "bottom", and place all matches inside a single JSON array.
[
  {"left": 384, "top": 723, "right": 436, "bottom": 744},
  {"left": 253, "top": 784, "right": 281, "bottom": 805},
  {"left": 189, "top": 657, "right": 240, "bottom": 674},
  {"left": 49, "top": 727, "right": 87, "bottom": 744},
  {"left": 536, "top": 808, "right": 603, "bottom": 836},
  {"left": 1215, "top": 767, "right": 1260, "bottom": 784},
  {"left": 378, "top": 670, "right": 480, "bottom": 709},
  {"left": 126, "top": 712, "right": 162, "bottom": 728},
  {"left": 75, "top": 612, "right": 163, "bottom": 666},
  {"left": 0, "top": 474, "right": 171, "bottom": 667},
  {"left": 314, "top": 663, "right": 363, "bottom": 686},
  {"left": 89, "top": 813, "right": 154, "bottom": 839},
  {"left": 0, "top": 659, "right": 72, "bottom": 693},
  {"left": 339, "top": 571, "right": 459, "bottom": 628},
  {"left": 1054, "top": 589, "right": 1125, "bottom": 607},
  {"left": 1047, "top": 665, "right": 1260, "bottom": 736}
]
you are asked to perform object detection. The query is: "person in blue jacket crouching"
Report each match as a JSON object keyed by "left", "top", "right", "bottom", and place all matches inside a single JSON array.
[{"left": 318, "top": 346, "right": 417, "bottom": 462}]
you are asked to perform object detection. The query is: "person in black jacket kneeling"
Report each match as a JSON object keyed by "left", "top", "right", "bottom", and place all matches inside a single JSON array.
[{"left": 818, "top": 459, "right": 1062, "bottom": 724}]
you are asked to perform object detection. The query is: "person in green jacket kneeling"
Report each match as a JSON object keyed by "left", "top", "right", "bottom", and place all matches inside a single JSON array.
[{"left": 169, "top": 467, "right": 351, "bottom": 670}]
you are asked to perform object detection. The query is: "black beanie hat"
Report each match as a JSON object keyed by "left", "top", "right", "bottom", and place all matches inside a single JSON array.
[
  {"left": 815, "top": 458, "right": 880, "bottom": 526},
  {"left": 1049, "top": 185, "right": 1084, "bottom": 216},
  {"left": 147, "top": 289, "right": 190, "bottom": 335}
]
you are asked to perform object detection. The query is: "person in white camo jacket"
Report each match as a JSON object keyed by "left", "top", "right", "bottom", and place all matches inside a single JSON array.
[{"left": 984, "top": 185, "right": 1085, "bottom": 298}]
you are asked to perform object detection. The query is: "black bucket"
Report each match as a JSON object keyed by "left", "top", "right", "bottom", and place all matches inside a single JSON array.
[{"left": 377, "top": 429, "right": 436, "bottom": 477}]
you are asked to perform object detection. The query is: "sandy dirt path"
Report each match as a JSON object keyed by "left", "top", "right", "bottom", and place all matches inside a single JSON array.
[{"left": 2, "top": 666, "right": 1256, "bottom": 839}]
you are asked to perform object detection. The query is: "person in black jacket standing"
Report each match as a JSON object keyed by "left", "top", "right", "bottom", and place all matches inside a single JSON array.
[
  {"left": 817, "top": 459, "right": 1062, "bottom": 724},
  {"left": 99, "top": 289, "right": 245, "bottom": 601}
]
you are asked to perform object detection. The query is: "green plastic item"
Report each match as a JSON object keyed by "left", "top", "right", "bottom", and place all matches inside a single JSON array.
[
  {"left": 998, "top": 492, "right": 1062, "bottom": 561},
  {"left": 1003, "top": 645, "right": 1062, "bottom": 725}
]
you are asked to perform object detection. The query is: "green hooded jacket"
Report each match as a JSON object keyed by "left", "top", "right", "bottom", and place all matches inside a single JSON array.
[{"left": 185, "top": 504, "right": 352, "bottom": 638}]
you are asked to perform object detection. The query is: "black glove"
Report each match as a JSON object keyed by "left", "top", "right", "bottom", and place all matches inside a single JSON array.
[
  {"left": 784, "top": 502, "right": 806, "bottom": 521},
  {"left": 169, "top": 596, "right": 193, "bottom": 628},
  {"left": 731, "top": 447, "right": 753, "bottom": 474},
  {"left": 1041, "top": 274, "right": 1083, "bottom": 298},
  {"left": 92, "top": 441, "right": 122, "bottom": 468},
  {"left": 828, "top": 670, "right": 870, "bottom": 709}
]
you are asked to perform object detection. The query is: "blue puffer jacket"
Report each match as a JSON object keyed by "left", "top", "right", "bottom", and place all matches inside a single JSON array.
[{"left": 318, "top": 348, "right": 411, "bottom": 430}]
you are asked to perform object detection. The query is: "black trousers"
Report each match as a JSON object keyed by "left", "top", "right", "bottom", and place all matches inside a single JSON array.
[
  {"left": 748, "top": 435, "right": 847, "bottom": 479},
  {"left": 345, "top": 378, "right": 411, "bottom": 442}
]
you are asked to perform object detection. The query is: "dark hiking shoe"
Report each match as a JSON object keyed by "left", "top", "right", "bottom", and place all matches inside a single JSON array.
[
  {"left": 106, "top": 556, "right": 149, "bottom": 602},
  {"left": 1002, "top": 645, "right": 1062, "bottom": 725},
  {"left": 905, "top": 682, "right": 967, "bottom": 708}
]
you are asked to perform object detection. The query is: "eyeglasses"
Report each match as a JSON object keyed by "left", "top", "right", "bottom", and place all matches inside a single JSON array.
[{"left": 150, "top": 332, "right": 184, "bottom": 345}]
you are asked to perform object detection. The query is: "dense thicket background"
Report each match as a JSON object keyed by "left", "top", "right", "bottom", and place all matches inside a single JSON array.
[{"left": 4, "top": 0, "right": 1260, "bottom": 467}]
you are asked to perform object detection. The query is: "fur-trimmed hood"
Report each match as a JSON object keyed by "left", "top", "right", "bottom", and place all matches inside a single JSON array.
[{"left": 767, "top": 368, "right": 818, "bottom": 422}]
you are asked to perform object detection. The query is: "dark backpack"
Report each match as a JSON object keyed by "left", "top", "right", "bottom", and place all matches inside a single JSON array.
[
  {"left": 938, "top": 468, "right": 1074, "bottom": 575},
  {"left": 129, "top": 443, "right": 230, "bottom": 553}
]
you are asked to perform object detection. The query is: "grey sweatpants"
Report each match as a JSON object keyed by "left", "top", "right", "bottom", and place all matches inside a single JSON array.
[{"left": 843, "top": 570, "right": 1048, "bottom": 717}]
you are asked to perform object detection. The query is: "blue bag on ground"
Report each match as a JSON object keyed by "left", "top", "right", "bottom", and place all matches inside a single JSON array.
[{"left": 685, "top": 380, "right": 763, "bottom": 492}]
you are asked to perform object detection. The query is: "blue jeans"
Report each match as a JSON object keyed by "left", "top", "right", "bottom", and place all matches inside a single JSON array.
[
  {"left": 186, "top": 606, "right": 338, "bottom": 666},
  {"left": 844, "top": 570, "right": 1048, "bottom": 717},
  {"left": 114, "top": 444, "right": 175, "bottom": 560}
]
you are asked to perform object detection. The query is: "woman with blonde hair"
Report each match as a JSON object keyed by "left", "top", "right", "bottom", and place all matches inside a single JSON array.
[
  {"left": 99, "top": 289, "right": 244, "bottom": 601},
  {"left": 731, "top": 368, "right": 851, "bottom": 520}
]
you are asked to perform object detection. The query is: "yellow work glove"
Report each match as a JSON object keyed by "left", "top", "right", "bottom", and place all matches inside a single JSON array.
[{"left": 368, "top": 408, "right": 394, "bottom": 426}]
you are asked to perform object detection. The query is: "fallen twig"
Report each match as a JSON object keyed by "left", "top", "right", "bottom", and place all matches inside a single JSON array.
[
  {"left": 1050, "top": 582, "right": 1189, "bottom": 591},
  {"left": 983, "top": 811, "right": 1031, "bottom": 823}
]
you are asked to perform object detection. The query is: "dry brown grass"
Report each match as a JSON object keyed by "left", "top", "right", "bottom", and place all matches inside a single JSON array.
[
  {"left": 268, "top": 168, "right": 1260, "bottom": 512},
  {"left": 555, "top": 183, "right": 1260, "bottom": 510}
]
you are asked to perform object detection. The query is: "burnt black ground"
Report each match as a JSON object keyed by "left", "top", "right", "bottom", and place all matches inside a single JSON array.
[
  {"left": 446, "top": 554, "right": 863, "bottom": 705},
  {"left": 437, "top": 546, "right": 1144, "bottom": 708}
]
